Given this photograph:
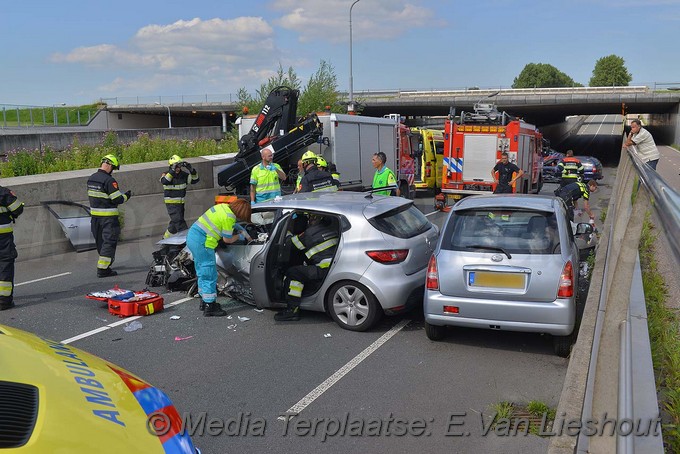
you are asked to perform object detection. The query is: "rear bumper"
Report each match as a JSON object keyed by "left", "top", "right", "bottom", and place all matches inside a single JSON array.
[
  {"left": 423, "top": 291, "right": 575, "bottom": 336},
  {"left": 362, "top": 266, "right": 426, "bottom": 312}
]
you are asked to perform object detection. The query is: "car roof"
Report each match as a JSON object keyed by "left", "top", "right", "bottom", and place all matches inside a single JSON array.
[
  {"left": 452, "top": 194, "right": 559, "bottom": 212},
  {"left": 253, "top": 192, "right": 412, "bottom": 218}
]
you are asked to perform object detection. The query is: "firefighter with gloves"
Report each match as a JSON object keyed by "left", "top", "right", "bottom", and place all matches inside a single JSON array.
[
  {"left": 87, "top": 154, "right": 131, "bottom": 278},
  {"left": 187, "top": 199, "right": 252, "bottom": 317},
  {"left": 299, "top": 151, "right": 339, "bottom": 193},
  {"left": 0, "top": 185, "right": 24, "bottom": 311},
  {"left": 554, "top": 180, "right": 598, "bottom": 224},
  {"left": 275, "top": 214, "right": 338, "bottom": 321},
  {"left": 160, "top": 155, "right": 199, "bottom": 238}
]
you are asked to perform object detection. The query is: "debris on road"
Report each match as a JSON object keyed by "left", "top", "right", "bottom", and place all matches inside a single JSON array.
[
  {"left": 174, "top": 335, "right": 193, "bottom": 341},
  {"left": 170, "top": 315, "right": 181, "bottom": 320},
  {"left": 123, "top": 320, "right": 143, "bottom": 332},
  {"left": 253, "top": 308, "right": 264, "bottom": 313},
  {"left": 323, "top": 333, "right": 332, "bottom": 338},
  {"left": 237, "top": 316, "right": 250, "bottom": 322}
]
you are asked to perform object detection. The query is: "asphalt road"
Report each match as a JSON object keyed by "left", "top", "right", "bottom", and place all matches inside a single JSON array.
[{"left": 1, "top": 177, "right": 613, "bottom": 454}]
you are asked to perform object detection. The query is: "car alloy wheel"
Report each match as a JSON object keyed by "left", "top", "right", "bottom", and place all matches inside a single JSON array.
[{"left": 327, "top": 281, "right": 381, "bottom": 332}]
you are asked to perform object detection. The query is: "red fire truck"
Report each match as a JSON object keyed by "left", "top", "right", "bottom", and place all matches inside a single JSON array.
[{"left": 439, "top": 101, "right": 543, "bottom": 206}]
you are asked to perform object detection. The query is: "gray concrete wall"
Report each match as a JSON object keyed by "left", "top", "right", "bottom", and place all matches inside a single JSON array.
[
  {"left": 647, "top": 103, "right": 680, "bottom": 146},
  {"left": 5, "top": 154, "right": 236, "bottom": 261},
  {"left": 540, "top": 115, "right": 587, "bottom": 148}
]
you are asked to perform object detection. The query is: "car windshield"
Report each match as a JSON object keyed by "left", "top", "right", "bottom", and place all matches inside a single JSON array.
[
  {"left": 368, "top": 204, "right": 431, "bottom": 239},
  {"left": 443, "top": 209, "right": 560, "bottom": 255}
]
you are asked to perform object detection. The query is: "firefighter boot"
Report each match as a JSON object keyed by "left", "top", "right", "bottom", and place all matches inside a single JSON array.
[
  {"left": 199, "top": 300, "right": 206, "bottom": 311},
  {"left": 274, "top": 306, "right": 301, "bottom": 322},
  {"left": 0, "top": 301, "right": 15, "bottom": 311},
  {"left": 97, "top": 268, "right": 118, "bottom": 278},
  {"left": 204, "top": 302, "right": 227, "bottom": 317}
]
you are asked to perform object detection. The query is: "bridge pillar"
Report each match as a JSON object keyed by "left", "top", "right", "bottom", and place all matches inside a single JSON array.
[{"left": 222, "top": 112, "right": 227, "bottom": 133}]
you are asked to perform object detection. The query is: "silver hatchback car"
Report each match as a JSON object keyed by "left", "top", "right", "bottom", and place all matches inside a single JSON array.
[
  {"left": 423, "top": 194, "right": 593, "bottom": 356},
  {"left": 229, "top": 192, "right": 438, "bottom": 331}
]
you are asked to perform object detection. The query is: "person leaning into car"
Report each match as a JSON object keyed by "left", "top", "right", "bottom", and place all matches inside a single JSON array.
[
  {"left": 554, "top": 180, "right": 598, "bottom": 224},
  {"left": 187, "top": 199, "right": 252, "bottom": 317},
  {"left": 491, "top": 152, "right": 524, "bottom": 194},
  {"left": 160, "top": 155, "right": 199, "bottom": 239},
  {"left": 275, "top": 214, "right": 339, "bottom": 322},
  {"left": 0, "top": 184, "right": 24, "bottom": 311}
]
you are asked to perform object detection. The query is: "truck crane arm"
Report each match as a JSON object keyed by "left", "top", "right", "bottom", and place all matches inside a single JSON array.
[{"left": 217, "top": 86, "right": 323, "bottom": 192}]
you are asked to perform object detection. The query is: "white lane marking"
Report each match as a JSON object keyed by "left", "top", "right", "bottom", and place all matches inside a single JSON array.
[
  {"left": 61, "top": 296, "right": 195, "bottom": 344},
  {"left": 278, "top": 319, "right": 410, "bottom": 420},
  {"left": 16, "top": 272, "right": 72, "bottom": 286}
]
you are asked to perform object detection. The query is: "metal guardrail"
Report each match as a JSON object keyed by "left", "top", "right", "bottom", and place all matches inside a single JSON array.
[{"left": 549, "top": 141, "right": 678, "bottom": 453}]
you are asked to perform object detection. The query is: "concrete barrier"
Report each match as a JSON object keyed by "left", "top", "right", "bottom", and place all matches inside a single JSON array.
[{"left": 4, "top": 154, "right": 236, "bottom": 262}]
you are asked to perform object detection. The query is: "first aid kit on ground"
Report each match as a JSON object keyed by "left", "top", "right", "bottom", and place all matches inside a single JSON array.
[{"left": 86, "top": 285, "right": 164, "bottom": 317}]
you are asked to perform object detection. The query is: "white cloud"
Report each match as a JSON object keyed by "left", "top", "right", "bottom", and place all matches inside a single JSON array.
[{"left": 271, "top": 0, "right": 440, "bottom": 43}]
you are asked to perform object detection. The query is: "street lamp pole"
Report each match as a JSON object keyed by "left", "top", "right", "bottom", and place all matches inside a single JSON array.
[
  {"left": 348, "top": 0, "right": 361, "bottom": 114},
  {"left": 155, "top": 102, "right": 172, "bottom": 128}
]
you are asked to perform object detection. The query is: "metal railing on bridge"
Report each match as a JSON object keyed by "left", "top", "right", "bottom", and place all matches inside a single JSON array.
[
  {"left": 549, "top": 142, "right": 678, "bottom": 453},
  {"left": 0, "top": 104, "right": 96, "bottom": 129}
]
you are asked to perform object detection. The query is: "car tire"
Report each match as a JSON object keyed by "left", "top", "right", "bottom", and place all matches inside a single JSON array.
[
  {"left": 326, "top": 281, "right": 382, "bottom": 332},
  {"left": 552, "top": 334, "right": 573, "bottom": 358},
  {"left": 425, "top": 322, "right": 446, "bottom": 341}
]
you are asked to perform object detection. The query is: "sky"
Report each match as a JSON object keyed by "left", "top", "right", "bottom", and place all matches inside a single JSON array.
[{"left": 2, "top": 0, "right": 679, "bottom": 107}]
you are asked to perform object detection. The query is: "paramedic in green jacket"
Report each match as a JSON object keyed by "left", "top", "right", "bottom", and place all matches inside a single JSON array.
[
  {"left": 186, "top": 199, "right": 252, "bottom": 316},
  {"left": 250, "top": 147, "right": 286, "bottom": 205},
  {"left": 371, "top": 152, "right": 400, "bottom": 196}
]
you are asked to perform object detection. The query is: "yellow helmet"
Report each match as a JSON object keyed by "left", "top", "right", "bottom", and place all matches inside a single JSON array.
[
  {"left": 301, "top": 150, "right": 317, "bottom": 164},
  {"left": 101, "top": 154, "right": 120, "bottom": 170},
  {"left": 316, "top": 157, "right": 328, "bottom": 168},
  {"left": 168, "top": 155, "right": 183, "bottom": 166}
]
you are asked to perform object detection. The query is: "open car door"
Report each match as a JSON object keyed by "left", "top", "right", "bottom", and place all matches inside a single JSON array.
[
  {"left": 249, "top": 210, "right": 295, "bottom": 309},
  {"left": 42, "top": 201, "right": 96, "bottom": 252}
]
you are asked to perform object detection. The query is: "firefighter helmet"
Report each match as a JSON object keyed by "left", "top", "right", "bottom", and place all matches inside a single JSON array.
[
  {"left": 101, "top": 154, "right": 120, "bottom": 170},
  {"left": 168, "top": 155, "right": 183, "bottom": 166},
  {"left": 316, "top": 157, "right": 328, "bottom": 168},
  {"left": 301, "top": 151, "right": 317, "bottom": 164}
]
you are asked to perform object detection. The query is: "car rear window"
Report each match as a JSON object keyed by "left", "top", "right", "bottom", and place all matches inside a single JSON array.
[
  {"left": 442, "top": 209, "right": 560, "bottom": 255},
  {"left": 368, "top": 204, "right": 431, "bottom": 239}
]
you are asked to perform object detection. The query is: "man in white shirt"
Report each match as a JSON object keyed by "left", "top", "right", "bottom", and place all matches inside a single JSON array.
[{"left": 624, "top": 119, "right": 660, "bottom": 170}]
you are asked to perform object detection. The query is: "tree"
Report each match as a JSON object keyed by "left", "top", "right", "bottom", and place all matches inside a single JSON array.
[
  {"left": 237, "top": 61, "right": 342, "bottom": 117},
  {"left": 298, "top": 60, "right": 342, "bottom": 115},
  {"left": 589, "top": 55, "right": 632, "bottom": 87},
  {"left": 512, "top": 63, "right": 582, "bottom": 88}
]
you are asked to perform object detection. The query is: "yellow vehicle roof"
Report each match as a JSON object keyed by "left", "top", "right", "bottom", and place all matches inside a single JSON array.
[{"left": 0, "top": 324, "right": 196, "bottom": 453}]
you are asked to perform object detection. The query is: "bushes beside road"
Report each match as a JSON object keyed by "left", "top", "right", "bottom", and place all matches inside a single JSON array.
[{"left": 0, "top": 130, "right": 239, "bottom": 177}]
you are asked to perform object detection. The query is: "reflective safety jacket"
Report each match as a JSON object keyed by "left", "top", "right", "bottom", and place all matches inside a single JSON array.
[
  {"left": 250, "top": 163, "right": 283, "bottom": 202},
  {"left": 372, "top": 166, "right": 397, "bottom": 196},
  {"left": 87, "top": 169, "right": 128, "bottom": 217},
  {"left": 0, "top": 186, "right": 24, "bottom": 235},
  {"left": 289, "top": 221, "right": 339, "bottom": 269},
  {"left": 193, "top": 204, "right": 237, "bottom": 249},
  {"left": 300, "top": 166, "right": 339, "bottom": 193},
  {"left": 159, "top": 168, "right": 199, "bottom": 204},
  {"left": 557, "top": 157, "right": 584, "bottom": 181},
  {"left": 555, "top": 181, "right": 589, "bottom": 203}
]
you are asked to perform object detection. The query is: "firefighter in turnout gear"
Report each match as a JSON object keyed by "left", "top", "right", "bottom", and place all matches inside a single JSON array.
[
  {"left": 87, "top": 154, "right": 131, "bottom": 278},
  {"left": 160, "top": 155, "right": 199, "bottom": 238},
  {"left": 557, "top": 150, "right": 584, "bottom": 187},
  {"left": 299, "top": 151, "right": 339, "bottom": 193},
  {"left": 0, "top": 185, "right": 24, "bottom": 311},
  {"left": 275, "top": 214, "right": 339, "bottom": 321}
]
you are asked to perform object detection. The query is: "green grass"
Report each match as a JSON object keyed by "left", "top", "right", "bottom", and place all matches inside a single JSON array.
[
  {"left": 599, "top": 206, "right": 608, "bottom": 224},
  {"left": 639, "top": 212, "right": 680, "bottom": 452},
  {"left": 1, "top": 103, "right": 101, "bottom": 126},
  {"left": 0, "top": 130, "right": 239, "bottom": 177},
  {"left": 492, "top": 401, "right": 514, "bottom": 420}
]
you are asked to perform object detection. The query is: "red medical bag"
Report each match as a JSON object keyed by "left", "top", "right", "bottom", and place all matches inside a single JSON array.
[{"left": 87, "top": 287, "right": 164, "bottom": 317}]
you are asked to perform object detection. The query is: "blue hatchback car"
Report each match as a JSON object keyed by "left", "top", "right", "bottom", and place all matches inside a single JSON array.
[{"left": 543, "top": 155, "right": 604, "bottom": 183}]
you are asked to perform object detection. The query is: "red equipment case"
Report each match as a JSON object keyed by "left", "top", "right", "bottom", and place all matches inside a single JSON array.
[{"left": 86, "top": 288, "right": 164, "bottom": 317}]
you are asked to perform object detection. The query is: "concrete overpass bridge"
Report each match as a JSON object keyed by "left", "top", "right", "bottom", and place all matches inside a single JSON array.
[{"left": 103, "top": 86, "right": 680, "bottom": 144}]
